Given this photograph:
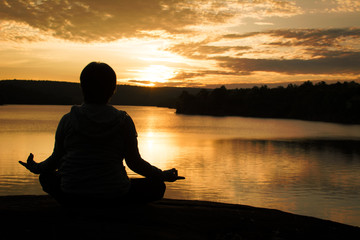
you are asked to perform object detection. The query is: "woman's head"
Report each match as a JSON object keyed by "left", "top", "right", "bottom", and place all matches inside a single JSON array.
[{"left": 80, "top": 62, "right": 117, "bottom": 104}]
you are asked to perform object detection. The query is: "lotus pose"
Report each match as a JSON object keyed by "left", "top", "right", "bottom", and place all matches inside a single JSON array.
[{"left": 19, "top": 62, "right": 184, "bottom": 206}]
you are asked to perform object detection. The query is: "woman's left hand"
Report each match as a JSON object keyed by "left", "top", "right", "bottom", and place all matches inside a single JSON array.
[{"left": 162, "top": 168, "right": 185, "bottom": 182}]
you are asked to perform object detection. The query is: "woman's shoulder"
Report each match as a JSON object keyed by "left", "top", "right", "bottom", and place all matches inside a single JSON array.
[{"left": 108, "top": 105, "right": 131, "bottom": 120}]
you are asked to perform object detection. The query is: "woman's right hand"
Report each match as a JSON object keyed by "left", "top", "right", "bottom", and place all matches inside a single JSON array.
[{"left": 19, "top": 153, "right": 40, "bottom": 174}]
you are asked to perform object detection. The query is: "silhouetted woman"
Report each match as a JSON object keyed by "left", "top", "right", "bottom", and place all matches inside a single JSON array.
[{"left": 19, "top": 62, "right": 183, "bottom": 206}]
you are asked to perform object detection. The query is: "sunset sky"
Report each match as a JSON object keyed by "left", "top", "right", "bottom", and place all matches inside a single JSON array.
[{"left": 1, "top": 0, "right": 360, "bottom": 88}]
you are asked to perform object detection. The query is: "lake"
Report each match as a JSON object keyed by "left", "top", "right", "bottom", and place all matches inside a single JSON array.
[{"left": 0, "top": 105, "right": 359, "bottom": 227}]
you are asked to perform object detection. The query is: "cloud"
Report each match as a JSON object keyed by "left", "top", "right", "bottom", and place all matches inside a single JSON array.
[
  {"left": 257, "top": 28, "right": 360, "bottom": 58},
  {"left": 0, "top": 21, "right": 48, "bottom": 42},
  {"left": 266, "top": 28, "right": 360, "bottom": 47},
  {"left": 222, "top": 28, "right": 360, "bottom": 48},
  {"left": 2, "top": 0, "right": 359, "bottom": 85},
  {"left": 0, "top": 0, "right": 236, "bottom": 42},
  {"left": 255, "top": 22, "right": 274, "bottom": 26},
  {"left": 165, "top": 27, "right": 360, "bottom": 79},
  {"left": 325, "top": 0, "right": 360, "bottom": 13},
  {"left": 166, "top": 39, "right": 252, "bottom": 59},
  {"left": 0, "top": 0, "right": 305, "bottom": 42},
  {"left": 170, "top": 70, "right": 250, "bottom": 81},
  {"left": 181, "top": 28, "right": 360, "bottom": 57},
  {"left": 214, "top": 52, "right": 360, "bottom": 75},
  {"left": 222, "top": 0, "right": 303, "bottom": 18},
  {"left": 222, "top": 32, "right": 261, "bottom": 39},
  {"left": 127, "top": 80, "right": 154, "bottom": 85}
]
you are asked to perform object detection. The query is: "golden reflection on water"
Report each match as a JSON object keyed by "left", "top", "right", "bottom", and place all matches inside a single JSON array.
[
  {"left": 136, "top": 132, "right": 360, "bottom": 226},
  {"left": 0, "top": 105, "right": 360, "bottom": 226}
]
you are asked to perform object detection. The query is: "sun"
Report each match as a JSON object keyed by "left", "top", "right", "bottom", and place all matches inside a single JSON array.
[{"left": 137, "top": 65, "right": 176, "bottom": 86}]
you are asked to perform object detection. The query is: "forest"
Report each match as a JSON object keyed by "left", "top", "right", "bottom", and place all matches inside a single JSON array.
[
  {"left": 175, "top": 81, "right": 360, "bottom": 124},
  {"left": 0, "top": 80, "right": 200, "bottom": 108},
  {"left": 1, "top": 80, "right": 359, "bottom": 124}
]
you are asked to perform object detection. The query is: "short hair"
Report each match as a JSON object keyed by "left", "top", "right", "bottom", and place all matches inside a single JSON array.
[{"left": 80, "top": 62, "right": 117, "bottom": 104}]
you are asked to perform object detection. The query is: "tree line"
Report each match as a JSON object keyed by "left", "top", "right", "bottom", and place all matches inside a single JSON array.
[
  {"left": 0, "top": 80, "right": 200, "bottom": 107},
  {"left": 1, "top": 80, "right": 359, "bottom": 124},
  {"left": 175, "top": 81, "right": 360, "bottom": 124}
]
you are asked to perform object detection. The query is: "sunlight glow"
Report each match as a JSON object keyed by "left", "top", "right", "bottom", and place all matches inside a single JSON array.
[{"left": 134, "top": 65, "right": 176, "bottom": 85}]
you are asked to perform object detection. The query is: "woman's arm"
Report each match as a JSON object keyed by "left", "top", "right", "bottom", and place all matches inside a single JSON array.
[
  {"left": 124, "top": 135, "right": 164, "bottom": 179},
  {"left": 19, "top": 114, "right": 68, "bottom": 174},
  {"left": 124, "top": 136, "right": 181, "bottom": 182},
  {"left": 123, "top": 115, "right": 181, "bottom": 182}
]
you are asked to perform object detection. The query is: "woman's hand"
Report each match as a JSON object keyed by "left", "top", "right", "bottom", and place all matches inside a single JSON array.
[
  {"left": 19, "top": 153, "right": 40, "bottom": 174},
  {"left": 162, "top": 168, "right": 185, "bottom": 182}
]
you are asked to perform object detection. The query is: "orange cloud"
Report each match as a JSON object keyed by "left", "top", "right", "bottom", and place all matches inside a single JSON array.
[
  {"left": 164, "top": 28, "right": 360, "bottom": 79},
  {"left": 214, "top": 52, "right": 360, "bottom": 75},
  {"left": 0, "top": 0, "right": 235, "bottom": 42},
  {"left": 325, "top": 0, "right": 360, "bottom": 13},
  {"left": 0, "top": 0, "right": 306, "bottom": 42}
]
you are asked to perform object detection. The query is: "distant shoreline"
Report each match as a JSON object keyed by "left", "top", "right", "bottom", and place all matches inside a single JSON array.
[
  {"left": 0, "top": 79, "right": 200, "bottom": 108},
  {"left": 1, "top": 80, "right": 360, "bottom": 124},
  {"left": 2, "top": 102, "right": 360, "bottom": 126},
  {"left": 175, "top": 82, "right": 360, "bottom": 124}
]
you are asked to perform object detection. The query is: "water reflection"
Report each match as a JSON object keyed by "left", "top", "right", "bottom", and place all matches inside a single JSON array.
[
  {"left": 0, "top": 105, "right": 360, "bottom": 226},
  {"left": 135, "top": 128, "right": 360, "bottom": 226},
  {"left": 162, "top": 138, "right": 360, "bottom": 226}
]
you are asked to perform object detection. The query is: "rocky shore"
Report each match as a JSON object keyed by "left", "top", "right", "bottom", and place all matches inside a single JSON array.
[{"left": 1, "top": 195, "right": 359, "bottom": 240}]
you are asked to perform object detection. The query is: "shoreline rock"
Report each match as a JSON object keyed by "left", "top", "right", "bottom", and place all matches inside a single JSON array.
[{"left": 1, "top": 195, "right": 359, "bottom": 240}]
